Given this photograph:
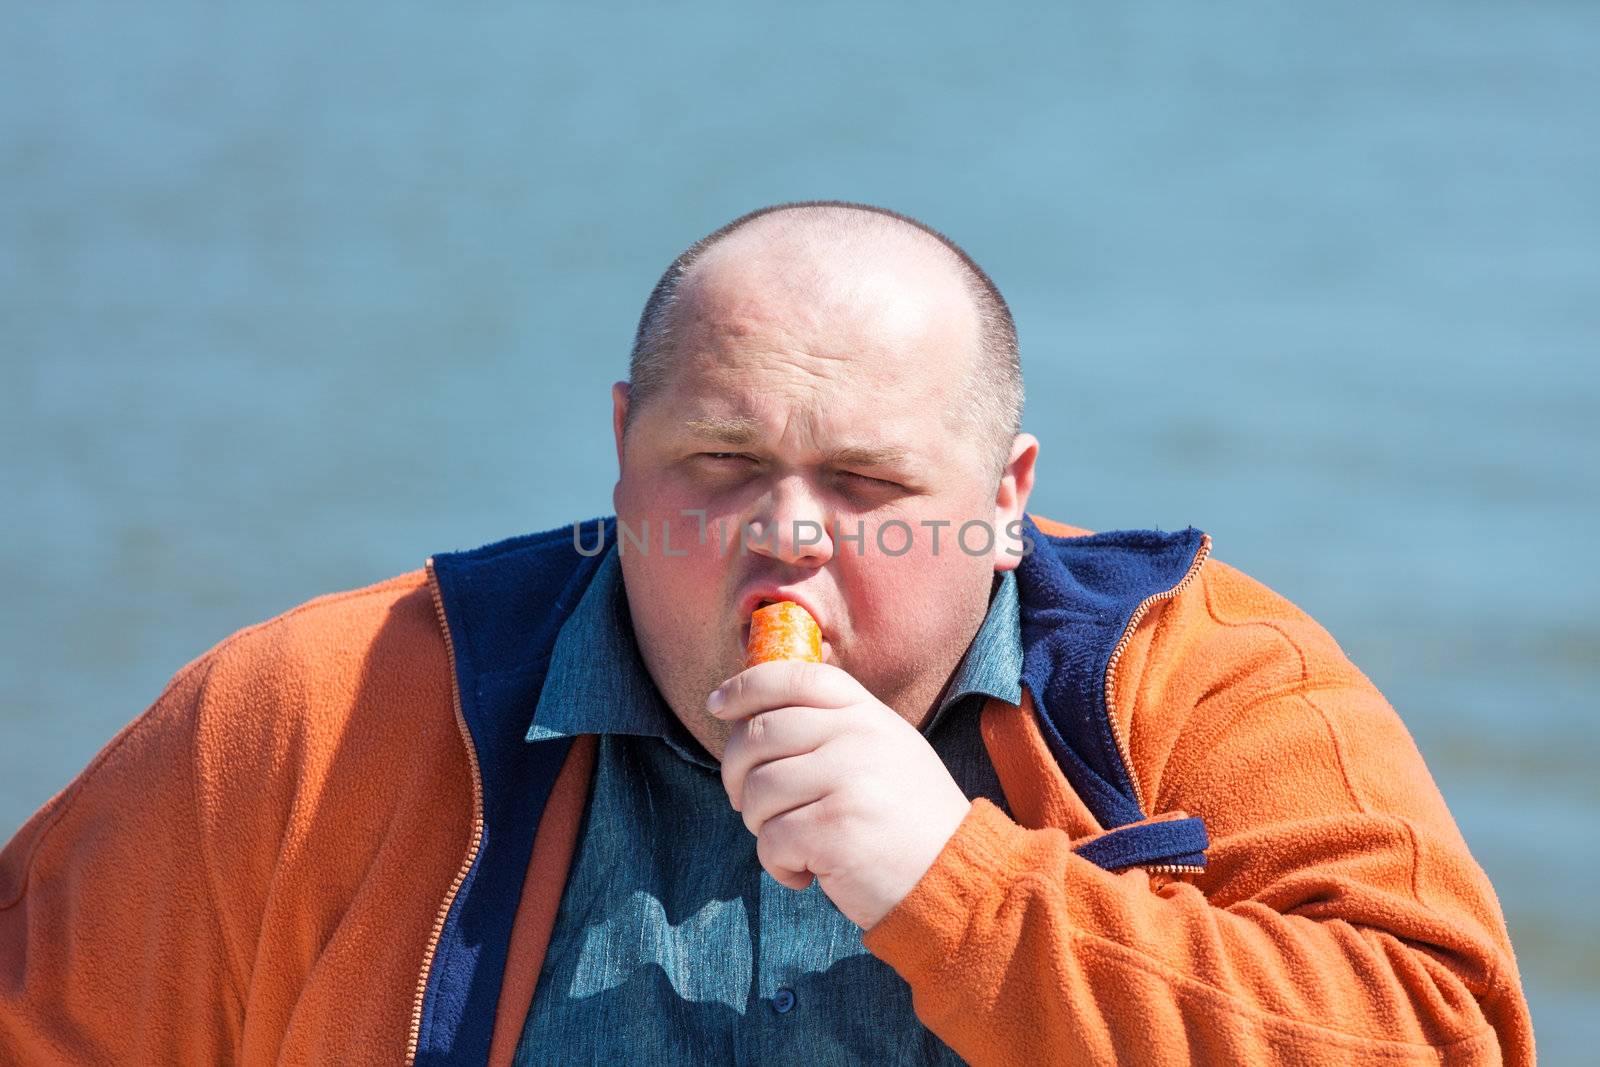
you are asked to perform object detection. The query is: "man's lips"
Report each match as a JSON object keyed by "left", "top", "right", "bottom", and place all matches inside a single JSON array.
[{"left": 735, "top": 588, "right": 830, "bottom": 657}]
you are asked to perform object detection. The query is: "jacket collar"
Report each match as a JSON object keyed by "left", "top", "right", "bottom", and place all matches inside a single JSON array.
[{"left": 1013, "top": 515, "right": 1210, "bottom": 828}]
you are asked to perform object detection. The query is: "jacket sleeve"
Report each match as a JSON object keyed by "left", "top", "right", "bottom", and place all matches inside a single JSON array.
[
  {"left": 0, "top": 652, "right": 243, "bottom": 1065},
  {"left": 861, "top": 563, "right": 1535, "bottom": 1066}
]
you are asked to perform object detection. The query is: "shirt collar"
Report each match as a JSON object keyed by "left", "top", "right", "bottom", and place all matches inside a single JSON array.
[
  {"left": 527, "top": 544, "right": 715, "bottom": 766},
  {"left": 924, "top": 566, "right": 1023, "bottom": 736},
  {"left": 527, "top": 543, "right": 1023, "bottom": 764}
]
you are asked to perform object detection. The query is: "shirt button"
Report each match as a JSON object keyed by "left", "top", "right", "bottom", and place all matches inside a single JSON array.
[{"left": 772, "top": 988, "right": 797, "bottom": 1014}]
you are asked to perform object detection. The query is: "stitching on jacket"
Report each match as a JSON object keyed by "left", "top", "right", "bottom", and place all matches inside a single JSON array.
[
  {"left": 1200, "top": 564, "right": 1312, "bottom": 651},
  {"left": 1140, "top": 570, "right": 1320, "bottom": 817},
  {"left": 1296, "top": 689, "right": 1491, "bottom": 949},
  {"left": 1297, "top": 689, "right": 1370, "bottom": 816},
  {"left": 1368, "top": 806, "right": 1495, "bottom": 975},
  {"left": 1150, "top": 682, "right": 1354, "bottom": 816},
  {"left": 1125, "top": 575, "right": 1221, "bottom": 818},
  {"left": 1399, "top": 815, "right": 1426, "bottom": 911},
  {"left": 1179, "top": 569, "right": 1361, "bottom": 800}
]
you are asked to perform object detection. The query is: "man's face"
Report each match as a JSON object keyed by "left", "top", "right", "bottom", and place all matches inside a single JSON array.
[{"left": 611, "top": 231, "right": 1033, "bottom": 759}]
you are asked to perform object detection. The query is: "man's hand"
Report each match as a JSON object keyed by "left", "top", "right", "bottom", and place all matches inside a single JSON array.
[{"left": 708, "top": 659, "right": 973, "bottom": 931}]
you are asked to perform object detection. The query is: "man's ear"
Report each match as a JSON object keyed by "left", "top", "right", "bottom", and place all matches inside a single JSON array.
[
  {"left": 993, "top": 432, "right": 1039, "bottom": 573},
  {"left": 611, "top": 381, "right": 631, "bottom": 469}
]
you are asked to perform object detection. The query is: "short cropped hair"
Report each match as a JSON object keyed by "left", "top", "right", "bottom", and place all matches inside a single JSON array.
[{"left": 626, "top": 200, "right": 1023, "bottom": 479}]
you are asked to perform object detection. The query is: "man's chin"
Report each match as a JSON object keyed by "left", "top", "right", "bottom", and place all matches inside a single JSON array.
[{"left": 686, "top": 711, "right": 732, "bottom": 764}]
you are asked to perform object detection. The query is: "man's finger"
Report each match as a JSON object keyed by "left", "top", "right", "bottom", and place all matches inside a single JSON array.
[
  {"left": 757, "top": 801, "right": 824, "bottom": 891},
  {"left": 735, "top": 750, "right": 835, "bottom": 835},
  {"left": 721, "top": 705, "right": 841, "bottom": 812},
  {"left": 707, "top": 659, "right": 862, "bottom": 722}
]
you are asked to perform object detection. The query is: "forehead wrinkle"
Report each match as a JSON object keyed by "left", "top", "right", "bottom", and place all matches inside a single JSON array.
[{"left": 674, "top": 267, "right": 806, "bottom": 349}]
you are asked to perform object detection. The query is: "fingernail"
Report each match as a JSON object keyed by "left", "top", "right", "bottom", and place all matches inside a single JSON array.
[{"left": 707, "top": 688, "right": 725, "bottom": 714}]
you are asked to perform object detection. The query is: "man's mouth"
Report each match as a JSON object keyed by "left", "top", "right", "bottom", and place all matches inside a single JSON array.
[
  {"left": 736, "top": 595, "right": 830, "bottom": 660},
  {"left": 738, "top": 598, "right": 778, "bottom": 655}
]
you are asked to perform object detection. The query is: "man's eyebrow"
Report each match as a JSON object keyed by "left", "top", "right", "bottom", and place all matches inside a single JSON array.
[
  {"left": 680, "top": 417, "right": 914, "bottom": 469},
  {"left": 681, "top": 416, "right": 763, "bottom": 445},
  {"left": 829, "top": 444, "right": 912, "bottom": 468}
]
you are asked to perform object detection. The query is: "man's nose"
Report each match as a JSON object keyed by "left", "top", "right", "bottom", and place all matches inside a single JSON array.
[{"left": 743, "top": 478, "right": 835, "bottom": 567}]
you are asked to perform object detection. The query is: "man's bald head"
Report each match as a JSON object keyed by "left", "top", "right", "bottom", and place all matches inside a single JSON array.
[{"left": 625, "top": 201, "right": 1023, "bottom": 478}]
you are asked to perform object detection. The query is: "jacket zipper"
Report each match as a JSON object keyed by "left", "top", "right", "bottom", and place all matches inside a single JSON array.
[
  {"left": 406, "top": 558, "right": 487, "bottom": 1067},
  {"left": 1102, "top": 533, "right": 1213, "bottom": 817}
]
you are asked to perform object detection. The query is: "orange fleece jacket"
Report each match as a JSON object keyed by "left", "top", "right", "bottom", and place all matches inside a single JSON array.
[{"left": 0, "top": 517, "right": 1534, "bottom": 1064}]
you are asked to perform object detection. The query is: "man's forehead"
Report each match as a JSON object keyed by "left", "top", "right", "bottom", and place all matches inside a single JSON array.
[{"left": 678, "top": 221, "right": 978, "bottom": 353}]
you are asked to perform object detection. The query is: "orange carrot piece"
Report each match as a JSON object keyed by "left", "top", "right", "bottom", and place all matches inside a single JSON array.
[{"left": 745, "top": 601, "right": 823, "bottom": 667}]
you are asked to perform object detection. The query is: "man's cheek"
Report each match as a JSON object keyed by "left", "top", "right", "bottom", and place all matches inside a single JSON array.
[
  {"left": 844, "top": 570, "right": 926, "bottom": 647},
  {"left": 848, "top": 514, "right": 986, "bottom": 562}
]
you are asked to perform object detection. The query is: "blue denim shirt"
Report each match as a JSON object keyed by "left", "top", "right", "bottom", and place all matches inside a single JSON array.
[{"left": 517, "top": 545, "right": 1022, "bottom": 1065}]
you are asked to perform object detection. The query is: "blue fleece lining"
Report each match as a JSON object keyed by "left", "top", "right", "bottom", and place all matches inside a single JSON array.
[{"left": 1014, "top": 516, "right": 1208, "bottom": 831}]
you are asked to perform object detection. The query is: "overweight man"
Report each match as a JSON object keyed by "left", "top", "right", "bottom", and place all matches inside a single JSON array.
[{"left": 1, "top": 202, "right": 1533, "bottom": 1064}]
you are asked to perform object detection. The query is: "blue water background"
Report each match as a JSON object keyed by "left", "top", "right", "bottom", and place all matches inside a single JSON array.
[{"left": 3, "top": 3, "right": 1595, "bottom": 1058}]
